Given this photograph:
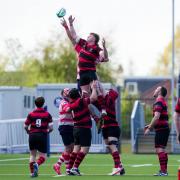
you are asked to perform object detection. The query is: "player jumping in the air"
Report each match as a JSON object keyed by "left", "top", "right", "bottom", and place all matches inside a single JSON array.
[{"left": 60, "top": 15, "right": 109, "bottom": 93}]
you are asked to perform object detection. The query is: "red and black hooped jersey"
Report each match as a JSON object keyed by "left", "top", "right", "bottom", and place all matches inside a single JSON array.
[
  {"left": 25, "top": 108, "right": 53, "bottom": 133},
  {"left": 98, "top": 89, "right": 119, "bottom": 128},
  {"left": 75, "top": 38, "right": 102, "bottom": 72},
  {"left": 153, "top": 97, "right": 169, "bottom": 131},
  {"left": 69, "top": 97, "right": 92, "bottom": 128},
  {"left": 175, "top": 98, "right": 180, "bottom": 113}
]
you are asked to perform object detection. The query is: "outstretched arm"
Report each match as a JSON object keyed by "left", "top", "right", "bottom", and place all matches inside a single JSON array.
[
  {"left": 68, "top": 15, "right": 80, "bottom": 44},
  {"left": 89, "top": 80, "right": 106, "bottom": 101},
  {"left": 99, "top": 38, "right": 109, "bottom": 62},
  {"left": 60, "top": 18, "right": 76, "bottom": 45}
]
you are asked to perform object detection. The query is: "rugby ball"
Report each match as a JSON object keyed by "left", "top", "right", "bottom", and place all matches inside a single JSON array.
[{"left": 56, "top": 8, "right": 66, "bottom": 18}]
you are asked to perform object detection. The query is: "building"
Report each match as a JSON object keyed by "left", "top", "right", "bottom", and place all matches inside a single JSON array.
[
  {"left": 0, "top": 86, "right": 36, "bottom": 120},
  {"left": 124, "top": 76, "right": 172, "bottom": 96}
]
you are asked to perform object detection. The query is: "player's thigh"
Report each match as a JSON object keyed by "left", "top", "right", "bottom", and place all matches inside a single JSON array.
[
  {"left": 73, "top": 128, "right": 81, "bottom": 145},
  {"left": 59, "top": 125, "right": 74, "bottom": 146},
  {"left": 102, "top": 126, "right": 120, "bottom": 140},
  {"left": 79, "top": 128, "right": 92, "bottom": 147},
  {"left": 155, "top": 128, "right": 170, "bottom": 148},
  {"left": 79, "top": 71, "right": 97, "bottom": 86},
  {"left": 29, "top": 133, "right": 48, "bottom": 153}
]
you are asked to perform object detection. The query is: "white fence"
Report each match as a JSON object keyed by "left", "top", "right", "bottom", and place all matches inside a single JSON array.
[
  {"left": 0, "top": 118, "right": 107, "bottom": 154},
  {"left": 0, "top": 84, "right": 121, "bottom": 154}
]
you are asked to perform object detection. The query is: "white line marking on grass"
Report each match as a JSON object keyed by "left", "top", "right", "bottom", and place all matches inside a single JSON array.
[
  {"left": 0, "top": 156, "right": 63, "bottom": 162},
  {"left": 0, "top": 158, "right": 29, "bottom": 162},
  {"left": 0, "top": 173, "right": 176, "bottom": 177},
  {"left": 0, "top": 174, "right": 53, "bottom": 176},
  {"left": 0, "top": 163, "right": 179, "bottom": 167},
  {"left": 0, "top": 164, "right": 27, "bottom": 166},
  {"left": 131, "top": 164, "right": 152, "bottom": 167},
  {"left": 52, "top": 174, "right": 66, "bottom": 177}
]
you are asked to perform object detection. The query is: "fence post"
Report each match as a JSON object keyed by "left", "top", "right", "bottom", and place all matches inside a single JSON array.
[
  {"left": 116, "top": 86, "right": 121, "bottom": 153},
  {"left": 44, "top": 105, "right": 50, "bottom": 157}
]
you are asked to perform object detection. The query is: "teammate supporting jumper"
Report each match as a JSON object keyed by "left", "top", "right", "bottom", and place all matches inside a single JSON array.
[
  {"left": 60, "top": 15, "right": 109, "bottom": 93},
  {"left": 144, "top": 86, "right": 170, "bottom": 176},
  {"left": 53, "top": 88, "right": 74, "bottom": 175},
  {"left": 64, "top": 87, "right": 97, "bottom": 175},
  {"left": 24, "top": 97, "right": 53, "bottom": 178},
  {"left": 92, "top": 80, "right": 125, "bottom": 176}
]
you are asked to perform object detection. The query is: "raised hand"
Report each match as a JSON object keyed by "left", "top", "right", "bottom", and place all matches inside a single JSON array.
[
  {"left": 68, "top": 15, "right": 75, "bottom": 25},
  {"left": 60, "top": 18, "right": 68, "bottom": 28},
  {"left": 102, "top": 38, "right": 106, "bottom": 48}
]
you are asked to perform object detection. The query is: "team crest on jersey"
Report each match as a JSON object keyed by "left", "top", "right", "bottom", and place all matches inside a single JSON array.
[{"left": 54, "top": 96, "right": 63, "bottom": 108}]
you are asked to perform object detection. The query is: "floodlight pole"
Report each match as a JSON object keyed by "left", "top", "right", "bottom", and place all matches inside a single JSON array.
[
  {"left": 171, "top": 0, "right": 175, "bottom": 115},
  {"left": 171, "top": 0, "right": 175, "bottom": 152}
]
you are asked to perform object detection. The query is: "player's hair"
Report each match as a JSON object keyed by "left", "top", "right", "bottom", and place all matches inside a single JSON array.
[
  {"left": 35, "top": 96, "right": 45, "bottom": 108},
  {"left": 69, "top": 88, "right": 81, "bottom": 99},
  {"left": 160, "top": 86, "right": 167, "bottom": 97},
  {"left": 90, "top": 33, "right": 100, "bottom": 44},
  {"left": 61, "top": 88, "right": 70, "bottom": 97}
]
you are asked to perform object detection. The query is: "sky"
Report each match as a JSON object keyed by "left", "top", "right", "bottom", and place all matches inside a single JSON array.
[{"left": 0, "top": 0, "right": 180, "bottom": 76}]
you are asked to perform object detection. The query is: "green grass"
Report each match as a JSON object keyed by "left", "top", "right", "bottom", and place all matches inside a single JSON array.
[{"left": 0, "top": 148, "right": 179, "bottom": 180}]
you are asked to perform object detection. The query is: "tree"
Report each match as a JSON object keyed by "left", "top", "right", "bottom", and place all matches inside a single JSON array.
[
  {"left": 19, "top": 39, "right": 77, "bottom": 86},
  {"left": 1, "top": 31, "right": 123, "bottom": 86},
  {"left": 5, "top": 38, "right": 24, "bottom": 71},
  {"left": 152, "top": 25, "right": 180, "bottom": 76},
  {"left": 0, "top": 54, "right": 9, "bottom": 72}
]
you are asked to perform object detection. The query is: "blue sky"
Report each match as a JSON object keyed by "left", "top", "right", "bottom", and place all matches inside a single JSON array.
[{"left": 0, "top": 0, "right": 180, "bottom": 76}]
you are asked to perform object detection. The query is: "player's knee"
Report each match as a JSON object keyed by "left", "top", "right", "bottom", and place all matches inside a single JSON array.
[
  {"left": 65, "top": 146, "right": 73, "bottom": 153},
  {"left": 108, "top": 140, "right": 118, "bottom": 146}
]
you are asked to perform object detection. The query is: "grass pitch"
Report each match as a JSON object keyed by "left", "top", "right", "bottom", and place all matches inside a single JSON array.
[{"left": 0, "top": 148, "right": 179, "bottom": 180}]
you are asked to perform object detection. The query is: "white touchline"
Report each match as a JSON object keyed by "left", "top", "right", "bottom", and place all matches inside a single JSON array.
[
  {"left": 0, "top": 155, "right": 60, "bottom": 162},
  {"left": 0, "top": 164, "right": 177, "bottom": 167},
  {"left": 131, "top": 164, "right": 153, "bottom": 167},
  {"left": 0, "top": 173, "right": 176, "bottom": 177},
  {"left": 0, "top": 158, "right": 29, "bottom": 162}
]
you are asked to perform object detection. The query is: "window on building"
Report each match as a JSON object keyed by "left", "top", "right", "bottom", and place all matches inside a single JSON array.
[
  {"left": 32, "top": 96, "right": 35, "bottom": 108},
  {"left": 27, "top": 96, "right": 31, "bottom": 108},
  {"left": 24, "top": 95, "right": 31, "bottom": 108},
  {"left": 24, "top": 95, "right": 27, "bottom": 108},
  {"left": 126, "top": 82, "right": 138, "bottom": 95}
]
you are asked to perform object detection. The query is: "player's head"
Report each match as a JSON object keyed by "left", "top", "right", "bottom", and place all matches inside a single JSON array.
[
  {"left": 35, "top": 96, "right": 45, "bottom": 108},
  {"left": 61, "top": 88, "right": 70, "bottom": 98},
  {"left": 69, "top": 88, "right": 81, "bottom": 100},
  {"left": 153, "top": 86, "right": 167, "bottom": 98},
  {"left": 87, "top": 33, "right": 100, "bottom": 45},
  {"left": 160, "top": 86, "right": 167, "bottom": 97}
]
